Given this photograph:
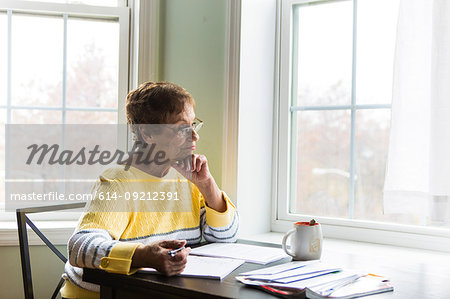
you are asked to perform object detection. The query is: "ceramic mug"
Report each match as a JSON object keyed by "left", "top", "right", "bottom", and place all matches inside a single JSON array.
[{"left": 282, "top": 220, "right": 322, "bottom": 261}]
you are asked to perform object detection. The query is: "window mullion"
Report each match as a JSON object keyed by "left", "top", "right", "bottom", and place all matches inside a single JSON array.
[
  {"left": 291, "top": 104, "right": 391, "bottom": 111},
  {"left": 291, "top": 105, "right": 352, "bottom": 112},
  {"left": 62, "top": 13, "right": 68, "bottom": 124},
  {"left": 349, "top": 0, "right": 358, "bottom": 219}
]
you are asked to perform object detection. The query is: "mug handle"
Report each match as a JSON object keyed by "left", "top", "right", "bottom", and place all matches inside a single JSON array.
[{"left": 282, "top": 229, "right": 296, "bottom": 257}]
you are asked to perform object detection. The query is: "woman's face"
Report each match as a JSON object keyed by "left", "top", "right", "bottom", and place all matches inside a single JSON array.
[{"left": 140, "top": 103, "right": 199, "bottom": 163}]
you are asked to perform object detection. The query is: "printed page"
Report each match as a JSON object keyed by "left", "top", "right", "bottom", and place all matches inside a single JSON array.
[
  {"left": 240, "top": 260, "right": 319, "bottom": 276},
  {"left": 325, "top": 274, "right": 393, "bottom": 298},
  {"left": 140, "top": 255, "right": 245, "bottom": 280},
  {"left": 190, "top": 243, "right": 288, "bottom": 264},
  {"left": 240, "top": 262, "right": 342, "bottom": 283},
  {"left": 237, "top": 270, "right": 359, "bottom": 290}
]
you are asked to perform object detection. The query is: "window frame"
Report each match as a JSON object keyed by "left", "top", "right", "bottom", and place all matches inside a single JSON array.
[
  {"left": 0, "top": 0, "right": 130, "bottom": 221},
  {"left": 273, "top": 0, "right": 450, "bottom": 252}
]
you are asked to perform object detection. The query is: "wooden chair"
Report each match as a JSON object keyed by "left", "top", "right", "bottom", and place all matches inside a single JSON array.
[{"left": 16, "top": 202, "right": 86, "bottom": 299}]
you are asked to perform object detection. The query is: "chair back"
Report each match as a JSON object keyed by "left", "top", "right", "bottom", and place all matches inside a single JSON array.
[{"left": 16, "top": 202, "right": 86, "bottom": 299}]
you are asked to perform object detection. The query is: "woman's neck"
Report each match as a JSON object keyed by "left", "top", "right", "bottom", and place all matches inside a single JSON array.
[{"left": 127, "top": 144, "right": 172, "bottom": 178}]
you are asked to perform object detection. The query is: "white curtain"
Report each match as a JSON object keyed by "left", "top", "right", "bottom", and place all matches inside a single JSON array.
[{"left": 384, "top": 0, "right": 450, "bottom": 223}]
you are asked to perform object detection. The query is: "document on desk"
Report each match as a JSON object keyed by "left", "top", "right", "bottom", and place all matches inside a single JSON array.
[
  {"left": 139, "top": 255, "right": 245, "bottom": 280},
  {"left": 237, "top": 270, "right": 358, "bottom": 289},
  {"left": 240, "top": 260, "right": 318, "bottom": 276},
  {"left": 305, "top": 274, "right": 393, "bottom": 299},
  {"left": 238, "top": 261, "right": 343, "bottom": 284},
  {"left": 190, "top": 243, "right": 288, "bottom": 264},
  {"left": 236, "top": 261, "right": 394, "bottom": 298}
]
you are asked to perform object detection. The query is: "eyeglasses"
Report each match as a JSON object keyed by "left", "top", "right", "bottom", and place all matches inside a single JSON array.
[
  {"left": 193, "top": 118, "right": 203, "bottom": 132},
  {"left": 175, "top": 117, "right": 203, "bottom": 138}
]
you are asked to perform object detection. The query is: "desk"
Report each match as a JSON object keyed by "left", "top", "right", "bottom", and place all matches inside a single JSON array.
[
  {"left": 83, "top": 239, "right": 450, "bottom": 299},
  {"left": 84, "top": 240, "right": 285, "bottom": 299}
]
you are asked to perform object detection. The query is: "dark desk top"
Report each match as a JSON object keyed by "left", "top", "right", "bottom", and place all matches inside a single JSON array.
[
  {"left": 83, "top": 239, "right": 450, "bottom": 299},
  {"left": 84, "top": 240, "right": 288, "bottom": 299}
]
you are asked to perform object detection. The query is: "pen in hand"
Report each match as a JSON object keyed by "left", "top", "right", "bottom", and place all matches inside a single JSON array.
[{"left": 168, "top": 246, "right": 186, "bottom": 257}]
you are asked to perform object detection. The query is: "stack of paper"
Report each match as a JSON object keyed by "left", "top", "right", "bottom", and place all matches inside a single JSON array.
[
  {"left": 236, "top": 261, "right": 393, "bottom": 298},
  {"left": 236, "top": 261, "right": 346, "bottom": 288},
  {"left": 139, "top": 255, "right": 244, "bottom": 280},
  {"left": 190, "top": 243, "right": 288, "bottom": 264},
  {"left": 306, "top": 274, "right": 394, "bottom": 299}
]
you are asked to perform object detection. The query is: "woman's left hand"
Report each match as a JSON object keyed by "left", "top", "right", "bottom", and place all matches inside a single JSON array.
[
  {"left": 172, "top": 154, "right": 211, "bottom": 185},
  {"left": 172, "top": 154, "right": 227, "bottom": 212}
]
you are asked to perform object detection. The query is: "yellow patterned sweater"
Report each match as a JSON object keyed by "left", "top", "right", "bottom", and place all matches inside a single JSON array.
[{"left": 61, "top": 165, "right": 238, "bottom": 298}]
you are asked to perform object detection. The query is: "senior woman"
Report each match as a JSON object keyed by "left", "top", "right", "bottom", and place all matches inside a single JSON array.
[{"left": 61, "top": 82, "right": 239, "bottom": 298}]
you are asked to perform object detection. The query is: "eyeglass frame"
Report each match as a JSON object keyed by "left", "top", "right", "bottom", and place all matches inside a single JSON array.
[
  {"left": 175, "top": 117, "right": 203, "bottom": 138},
  {"left": 133, "top": 118, "right": 203, "bottom": 141}
]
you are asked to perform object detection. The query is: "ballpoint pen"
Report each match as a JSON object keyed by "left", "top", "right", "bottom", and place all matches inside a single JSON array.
[{"left": 168, "top": 246, "right": 186, "bottom": 257}]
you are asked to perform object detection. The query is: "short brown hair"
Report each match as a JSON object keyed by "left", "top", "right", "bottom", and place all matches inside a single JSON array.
[{"left": 126, "top": 81, "right": 195, "bottom": 125}]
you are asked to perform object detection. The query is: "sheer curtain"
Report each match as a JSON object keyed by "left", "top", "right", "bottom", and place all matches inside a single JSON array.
[{"left": 384, "top": 0, "right": 450, "bottom": 224}]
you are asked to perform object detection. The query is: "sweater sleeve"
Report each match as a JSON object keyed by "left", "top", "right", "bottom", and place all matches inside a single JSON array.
[
  {"left": 67, "top": 176, "right": 140, "bottom": 275},
  {"left": 197, "top": 187, "right": 239, "bottom": 242}
]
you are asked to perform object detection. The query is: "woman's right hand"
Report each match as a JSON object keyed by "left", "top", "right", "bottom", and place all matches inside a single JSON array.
[{"left": 131, "top": 239, "right": 191, "bottom": 276}]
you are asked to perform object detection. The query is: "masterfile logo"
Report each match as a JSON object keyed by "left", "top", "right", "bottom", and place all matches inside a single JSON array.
[{"left": 5, "top": 124, "right": 193, "bottom": 212}]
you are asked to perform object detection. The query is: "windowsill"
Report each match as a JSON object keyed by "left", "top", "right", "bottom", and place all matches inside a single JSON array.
[
  {"left": 0, "top": 220, "right": 77, "bottom": 246},
  {"left": 240, "top": 231, "right": 450, "bottom": 264}
]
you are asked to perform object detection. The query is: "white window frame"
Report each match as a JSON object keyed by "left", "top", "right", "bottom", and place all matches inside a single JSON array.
[
  {"left": 0, "top": 0, "right": 130, "bottom": 222},
  {"left": 273, "top": 0, "right": 450, "bottom": 252}
]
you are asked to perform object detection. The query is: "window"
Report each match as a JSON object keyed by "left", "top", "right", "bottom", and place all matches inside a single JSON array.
[
  {"left": 0, "top": 0, "right": 129, "bottom": 220},
  {"left": 275, "top": 0, "right": 447, "bottom": 234}
]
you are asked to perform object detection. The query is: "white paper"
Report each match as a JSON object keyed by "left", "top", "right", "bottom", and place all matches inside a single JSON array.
[
  {"left": 240, "top": 260, "right": 318, "bottom": 276},
  {"left": 139, "top": 255, "right": 245, "bottom": 280},
  {"left": 190, "top": 243, "right": 288, "bottom": 264},
  {"left": 236, "top": 270, "right": 359, "bottom": 290},
  {"left": 241, "top": 263, "right": 342, "bottom": 283},
  {"left": 321, "top": 274, "right": 393, "bottom": 298}
]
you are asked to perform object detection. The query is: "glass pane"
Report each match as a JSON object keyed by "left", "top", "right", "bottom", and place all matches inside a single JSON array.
[
  {"left": 11, "top": 109, "right": 61, "bottom": 124},
  {"left": 354, "top": 109, "right": 420, "bottom": 225},
  {"left": 293, "top": 1, "right": 353, "bottom": 107},
  {"left": 356, "top": 0, "right": 400, "bottom": 105},
  {"left": 66, "top": 111, "right": 117, "bottom": 124},
  {"left": 292, "top": 110, "right": 351, "bottom": 218},
  {"left": 21, "top": 0, "right": 124, "bottom": 7},
  {"left": 66, "top": 18, "right": 119, "bottom": 109},
  {"left": 11, "top": 14, "right": 63, "bottom": 107},
  {"left": 0, "top": 13, "right": 6, "bottom": 107}
]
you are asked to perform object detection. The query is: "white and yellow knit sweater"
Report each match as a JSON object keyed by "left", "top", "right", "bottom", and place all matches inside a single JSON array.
[{"left": 62, "top": 165, "right": 239, "bottom": 298}]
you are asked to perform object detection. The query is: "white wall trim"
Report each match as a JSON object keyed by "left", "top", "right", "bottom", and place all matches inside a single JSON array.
[
  {"left": 0, "top": 0, "right": 126, "bottom": 16},
  {"left": 117, "top": 1, "right": 130, "bottom": 128},
  {"left": 136, "top": 0, "right": 160, "bottom": 85},
  {"left": 128, "top": 0, "right": 160, "bottom": 89},
  {"left": 0, "top": 221, "right": 77, "bottom": 246},
  {"left": 128, "top": 0, "right": 139, "bottom": 91},
  {"left": 271, "top": 0, "right": 282, "bottom": 233},
  {"left": 277, "top": 213, "right": 450, "bottom": 238},
  {"left": 126, "top": 0, "right": 160, "bottom": 150},
  {"left": 222, "top": 0, "right": 241, "bottom": 202},
  {"left": 237, "top": 0, "right": 277, "bottom": 236}
]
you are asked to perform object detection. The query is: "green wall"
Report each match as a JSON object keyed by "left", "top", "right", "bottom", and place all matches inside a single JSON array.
[
  {"left": 159, "top": 0, "right": 227, "bottom": 186},
  {"left": 0, "top": 245, "right": 67, "bottom": 299}
]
